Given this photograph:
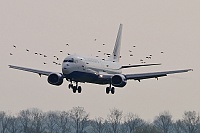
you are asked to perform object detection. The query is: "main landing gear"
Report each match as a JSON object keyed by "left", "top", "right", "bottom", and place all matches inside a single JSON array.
[
  {"left": 106, "top": 85, "right": 115, "bottom": 94},
  {"left": 68, "top": 82, "right": 82, "bottom": 93}
]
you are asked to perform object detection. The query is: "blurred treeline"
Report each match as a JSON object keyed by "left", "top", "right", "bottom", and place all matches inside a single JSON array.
[{"left": 0, "top": 107, "right": 199, "bottom": 133}]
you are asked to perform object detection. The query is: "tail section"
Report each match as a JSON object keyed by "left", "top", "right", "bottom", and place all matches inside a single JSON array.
[{"left": 109, "top": 24, "right": 123, "bottom": 62}]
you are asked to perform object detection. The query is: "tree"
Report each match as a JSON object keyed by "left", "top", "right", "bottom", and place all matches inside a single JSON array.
[
  {"left": 107, "top": 108, "right": 123, "bottom": 133},
  {"left": 135, "top": 123, "right": 162, "bottom": 133},
  {"left": 30, "top": 108, "right": 46, "bottom": 133},
  {"left": 18, "top": 109, "right": 33, "bottom": 133},
  {"left": 57, "top": 111, "right": 71, "bottom": 133},
  {"left": 7, "top": 116, "right": 19, "bottom": 133},
  {"left": 0, "top": 111, "right": 9, "bottom": 133},
  {"left": 45, "top": 111, "right": 59, "bottom": 133},
  {"left": 153, "top": 111, "right": 173, "bottom": 133},
  {"left": 181, "top": 111, "right": 200, "bottom": 133},
  {"left": 124, "top": 113, "right": 144, "bottom": 133},
  {"left": 91, "top": 117, "right": 106, "bottom": 133},
  {"left": 70, "top": 106, "right": 89, "bottom": 133}
]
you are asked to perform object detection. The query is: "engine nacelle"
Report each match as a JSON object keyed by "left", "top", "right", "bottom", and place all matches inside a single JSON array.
[
  {"left": 111, "top": 74, "right": 127, "bottom": 87},
  {"left": 47, "top": 73, "right": 63, "bottom": 86}
]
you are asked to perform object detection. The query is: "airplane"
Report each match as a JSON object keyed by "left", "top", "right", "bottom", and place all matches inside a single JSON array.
[{"left": 8, "top": 24, "right": 192, "bottom": 94}]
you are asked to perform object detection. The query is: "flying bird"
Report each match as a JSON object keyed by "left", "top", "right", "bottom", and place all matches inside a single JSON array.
[
  {"left": 10, "top": 53, "right": 13, "bottom": 55},
  {"left": 35, "top": 53, "right": 38, "bottom": 55},
  {"left": 44, "top": 55, "right": 47, "bottom": 57},
  {"left": 60, "top": 50, "right": 63, "bottom": 53},
  {"left": 66, "top": 44, "right": 69, "bottom": 46},
  {"left": 103, "top": 44, "right": 105, "bottom": 45},
  {"left": 130, "top": 54, "right": 133, "bottom": 56},
  {"left": 133, "top": 46, "right": 136, "bottom": 47},
  {"left": 129, "top": 50, "right": 132, "bottom": 52},
  {"left": 98, "top": 50, "right": 101, "bottom": 52},
  {"left": 39, "top": 53, "right": 42, "bottom": 56},
  {"left": 94, "top": 39, "right": 97, "bottom": 41},
  {"left": 161, "top": 52, "right": 164, "bottom": 54},
  {"left": 13, "top": 45, "right": 16, "bottom": 48},
  {"left": 43, "top": 62, "right": 47, "bottom": 65},
  {"left": 26, "top": 49, "right": 29, "bottom": 52},
  {"left": 68, "top": 53, "right": 70, "bottom": 55}
]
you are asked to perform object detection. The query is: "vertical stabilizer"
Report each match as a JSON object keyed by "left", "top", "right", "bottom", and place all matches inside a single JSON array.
[{"left": 109, "top": 24, "right": 123, "bottom": 62}]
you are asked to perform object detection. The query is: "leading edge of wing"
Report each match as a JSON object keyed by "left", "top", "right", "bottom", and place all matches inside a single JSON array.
[
  {"left": 8, "top": 65, "right": 53, "bottom": 76},
  {"left": 125, "top": 69, "right": 193, "bottom": 81},
  {"left": 121, "top": 63, "right": 161, "bottom": 69}
]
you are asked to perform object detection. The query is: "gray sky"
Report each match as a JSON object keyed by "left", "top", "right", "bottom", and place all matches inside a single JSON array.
[{"left": 0, "top": 0, "right": 199, "bottom": 120}]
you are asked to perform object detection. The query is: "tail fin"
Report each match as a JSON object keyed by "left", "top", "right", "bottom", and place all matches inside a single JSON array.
[{"left": 109, "top": 24, "right": 123, "bottom": 62}]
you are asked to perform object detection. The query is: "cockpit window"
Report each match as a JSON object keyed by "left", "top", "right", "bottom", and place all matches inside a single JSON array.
[{"left": 63, "top": 58, "right": 74, "bottom": 63}]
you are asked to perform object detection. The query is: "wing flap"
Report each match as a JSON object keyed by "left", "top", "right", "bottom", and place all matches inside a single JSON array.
[
  {"left": 125, "top": 69, "right": 192, "bottom": 81},
  {"left": 9, "top": 65, "right": 53, "bottom": 76}
]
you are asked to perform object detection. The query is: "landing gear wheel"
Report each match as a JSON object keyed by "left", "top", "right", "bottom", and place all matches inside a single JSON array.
[
  {"left": 68, "top": 84, "right": 73, "bottom": 89},
  {"left": 72, "top": 86, "right": 77, "bottom": 93},
  {"left": 78, "top": 86, "right": 82, "bottom": 93},
  {"left": 106, "top": 87, "right": 110, "bottom": 94},
  {"left": 111, "top": 87, "right": 115, "bottom": 94}
]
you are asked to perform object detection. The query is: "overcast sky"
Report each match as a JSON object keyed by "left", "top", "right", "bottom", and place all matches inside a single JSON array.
[{"left": 0, "top": 0, "right": 199, "bottom": 120}]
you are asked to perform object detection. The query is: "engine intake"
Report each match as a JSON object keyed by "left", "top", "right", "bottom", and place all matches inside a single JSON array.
[
  {"left": 47, "top": 73, "right": 63, "bottom": 86},
  {"left": 111, "top": 74, "right": 127, "bottom": 87}
]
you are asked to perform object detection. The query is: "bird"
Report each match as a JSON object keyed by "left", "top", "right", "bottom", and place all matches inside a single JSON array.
[
  {"left": 66, "top": 44, "right": 69, "bottom": 46},
  {"left": 43, "top": 62, "right": 47, "bottom": 65},
  {"left": 58, "top": 63, "right": 61, "bottom": 65},
  {"left": 56, "top": 57, "right": 59, "bottom": 60},
  {"left": 94, "top": 39, "right": 97, "bottom": 41},
  {"left": 129, "top": 50, "right": 132, "bottom": 52},
  {"left": 53, "top": 55, "right": 57, "bottom": 57},
  {"left": 161, "top": 52, "right": 164, "bottom": 54},
  {"left": 26, "top": 49, "right": 29, "bottom": 52},
  {"left": 10, "top": 53, "right": 13, "bottom": 55},
  {"left": 67, "top": 53, "right": 70, "bottom": 55},
  {"left": 60, "top": 50, "right": 63, "bottom": 53},
  {"left": 44, "top": 55, "right": 47, "bottom": 57},
  {"left": 140, "top": 59, "right": 143, "bottom": 61},
  {"left": 35, "top": 52, "right": 38, "bottom": 55},
  {"left": 133, "top": 46, "right": 136, "bottom": 47},
  {"left": 96, "top": 56, "right": 99, "bottom": 57},
  {"left": 130, "top": 54, "right": 133, "bottom": 56},
  {"left": 98, "top": 50, "right": 101, "bottom": 52},
  {"left": 103, "top": 44, "right": 105, "bottom": 45},
  {"left": 39, "top": 53, "right": 42, "bottom": 56},
  {"left": 13, "top": 45, "right": 16, "bottom": 48},
  {"left": 106, "top": 53, "right": 110, "bottom": 55},
  {"left": 120, "top": 56, "right": 122, "bottom": 58},
  {"left": 53, "top": 61, "right": 56, "bottom": 64},
  {"left": 149, "top": 55, "right": 152, "bottom": 56}
]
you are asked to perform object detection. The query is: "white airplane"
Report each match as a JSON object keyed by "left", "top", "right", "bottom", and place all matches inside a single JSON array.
[{"left": 9, "top": 24, "right": 192, "bottom": 94}]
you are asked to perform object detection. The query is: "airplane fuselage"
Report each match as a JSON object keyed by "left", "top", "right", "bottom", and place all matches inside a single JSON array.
[{"left": 62, "top": 55, "right": 122, "bottom": 84}]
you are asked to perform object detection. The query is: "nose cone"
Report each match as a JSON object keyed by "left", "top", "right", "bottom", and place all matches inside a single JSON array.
[{"left": 62, "top": 63, "right": 70, "bottom": 74}]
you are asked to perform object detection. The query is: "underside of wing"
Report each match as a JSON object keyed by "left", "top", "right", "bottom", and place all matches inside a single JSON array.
[
  {"left": 125, "top": 69, "right": 193, "bottom": 81},
  {"left": 8, "top": 65, "right": 54, "bottom": 76}
]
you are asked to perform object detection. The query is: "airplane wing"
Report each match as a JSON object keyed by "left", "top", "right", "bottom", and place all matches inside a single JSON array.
[
  {"left": 8, "top": 65, "right": 54, "bottom": 76},
  {"left": 121, "top": 63, "right": 161, "bottom": 69},
  {"left": 125, "top": 69, "right": 193, "bottom": 81}
]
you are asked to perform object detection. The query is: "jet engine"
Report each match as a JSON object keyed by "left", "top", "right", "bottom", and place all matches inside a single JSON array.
[
  {"left": 47, "top": 73, "right": 63, "bottom": 86},
  {"left": 111, "top": 74, "right": 127, "bottom": 87}
]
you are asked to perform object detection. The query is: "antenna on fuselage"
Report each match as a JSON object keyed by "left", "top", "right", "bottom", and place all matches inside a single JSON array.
[{"left": 108, "top": 24, "right": 123, "bottom": 62}]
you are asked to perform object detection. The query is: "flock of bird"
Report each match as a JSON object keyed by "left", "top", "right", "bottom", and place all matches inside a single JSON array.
[
  {"left": 10, "top": 44, "right": 70, "bottom": 65},
  {"left": 10, "top": 39, "right": 164, "bottom": 66}
]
